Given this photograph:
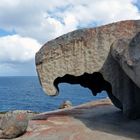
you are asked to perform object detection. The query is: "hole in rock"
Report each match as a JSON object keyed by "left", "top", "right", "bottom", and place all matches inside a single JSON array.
[
  {"left": 53, "top": 72, "right": 110, "bottom": 106},
  {"left": 53, "top": 83, "right": 108, "bottom": 106}
]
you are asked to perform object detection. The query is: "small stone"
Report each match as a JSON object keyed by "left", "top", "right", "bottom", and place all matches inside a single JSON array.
[{"left": 59, "top": 100, "right": 72, "bottom": 109}]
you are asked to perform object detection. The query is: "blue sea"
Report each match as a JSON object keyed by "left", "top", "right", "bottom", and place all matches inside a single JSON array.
[{"left": 0, "top": 76, "right": 107, "bottom": 112}]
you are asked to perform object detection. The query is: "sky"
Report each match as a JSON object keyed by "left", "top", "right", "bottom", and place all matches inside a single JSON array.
[{"left": 0, "top": 0, "right": 140, "bottom": 76}]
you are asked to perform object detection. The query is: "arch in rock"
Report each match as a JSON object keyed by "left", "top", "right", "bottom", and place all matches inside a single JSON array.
[{"left": 54, "top": 72, "right": 123, "bottom": 110}]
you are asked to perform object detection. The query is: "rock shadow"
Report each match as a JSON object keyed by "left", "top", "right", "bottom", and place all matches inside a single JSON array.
[{"left": 72, "top": 105, "right": 140, "bottom": 140}]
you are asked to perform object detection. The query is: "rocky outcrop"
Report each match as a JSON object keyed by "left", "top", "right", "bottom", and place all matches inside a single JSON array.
[{"left": 35, "top": 20, "right": 140, "bottom": 119}]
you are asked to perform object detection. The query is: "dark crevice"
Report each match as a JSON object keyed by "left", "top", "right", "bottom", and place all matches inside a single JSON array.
[
  {"left": 54, "top": 72, "right": 112, "bottom": 96},
  {"left": 54, "top": 72, "right": 123, "bottom": 110}
]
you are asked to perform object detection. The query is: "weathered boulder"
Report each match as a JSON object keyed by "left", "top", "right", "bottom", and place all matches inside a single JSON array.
[
  {"left": 35, "top": 20, "right": 140, "bottom": 119},
  {"left": 0, "top": 111, "right": 28, "bottom": 139}
]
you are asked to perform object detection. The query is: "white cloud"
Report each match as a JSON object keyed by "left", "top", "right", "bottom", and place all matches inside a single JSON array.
[
  {"left": 0, "top": 0, "right": 139, "bottom": 43},
  {"left": 0, "top": 35, "right": 41, "bottom": 63},
  {"left": 0, "top": 0, "right": 139, "bottom": 76},
  {"left": 0, "top": 35, "right": 41, "bottom": 76}
]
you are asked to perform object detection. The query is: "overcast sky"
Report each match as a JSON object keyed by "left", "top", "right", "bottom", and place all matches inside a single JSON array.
[{"left": 0, "top": 0, "right": 140, "bottom": 76}]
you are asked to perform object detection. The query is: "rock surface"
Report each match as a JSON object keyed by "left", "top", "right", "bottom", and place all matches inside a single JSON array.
[
  {"left": 0, "top": 111, "right": 28, "bottom": 139},
  {"left": 12, "top": 99, "right": 140, "bottom": 140},
  {"left": 36, "top": 20, "right": 140, "bottom": 118},
  {"left": 112, "top": 32, "right": 140, "bottom": 88}
]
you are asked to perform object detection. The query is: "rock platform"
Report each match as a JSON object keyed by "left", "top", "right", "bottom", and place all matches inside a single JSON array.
[{"left": 14, "top": 99, "right": 140, "bottom": 140}]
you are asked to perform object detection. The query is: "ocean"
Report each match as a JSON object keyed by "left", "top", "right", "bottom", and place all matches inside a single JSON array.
[{"left": 0, "top": 76, "right": 107, "bottom": 112}]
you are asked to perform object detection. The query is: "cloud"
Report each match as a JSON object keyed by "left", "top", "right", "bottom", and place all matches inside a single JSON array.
[
  {"left": 0, "top": 0, "right": 139, "bottom": 43},
  {"left": 0, "top": 35, "right": 41, "bottom": 63},
  {"left": 0, "top": 61, "right": 37, "bottom": 76},
  {"left": 0, "top": 0, "right": 139, "bottom": 76},
  {"left": 0, "top": 63, "right": 18, "bottom": 76},
  {"left": 0, "top": 35, "right": 41, "bottom": 76}
]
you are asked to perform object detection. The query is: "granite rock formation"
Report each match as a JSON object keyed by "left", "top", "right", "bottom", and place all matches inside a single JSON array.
[{"left": 36, "top": 20, "right": 140, "bottom": 119}]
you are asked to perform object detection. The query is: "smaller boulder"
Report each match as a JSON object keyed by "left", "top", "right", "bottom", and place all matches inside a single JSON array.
[
  {"left": 0, "top": 111, "right": 28, "bottom": 139},
  {"left": 59, "top": 100, "right": 72, "bottom": 109}
]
